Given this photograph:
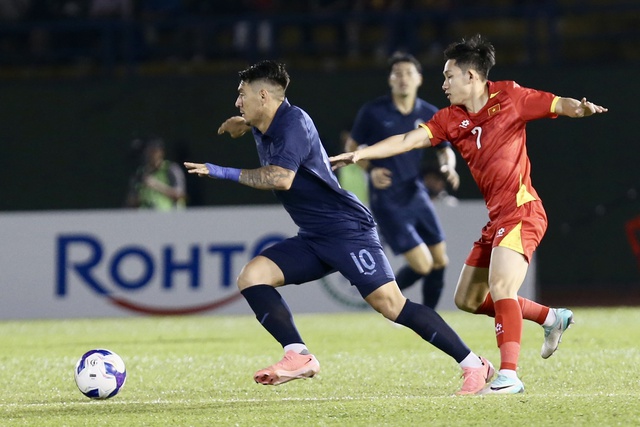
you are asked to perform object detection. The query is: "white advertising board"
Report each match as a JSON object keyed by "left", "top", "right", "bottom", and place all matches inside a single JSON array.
[{"left": 0, "top": 202, "right": 535, "bottom": 319}]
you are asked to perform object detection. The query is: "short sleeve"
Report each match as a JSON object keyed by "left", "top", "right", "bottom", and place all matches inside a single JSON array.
[
  {"left": 510, "top": 82, "right": 559, "bottom": 122},
  {"left": 421, "top": 109, "right": 450, "bottom": 147},
  {"left": 350, "top": 105, "right": 372, "bottom": 146},
  {"left": 267, "top": 120, "right": 310, "bottom": 173}
]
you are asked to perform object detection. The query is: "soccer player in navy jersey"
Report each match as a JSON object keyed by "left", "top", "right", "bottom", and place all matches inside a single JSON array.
[
  {"left": 345, "top": 52, "right": 459, "bottom": 309},
  {"left": 331, "top": 35, "right": 608, "bottom": 394},
  {"left": 185, "top": 60, "right": 494, "bottom": 394}
]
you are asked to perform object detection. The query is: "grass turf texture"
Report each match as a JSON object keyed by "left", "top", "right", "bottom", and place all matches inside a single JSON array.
[{"left": 1, "top": 307, "right": 639, "bottom": 426}]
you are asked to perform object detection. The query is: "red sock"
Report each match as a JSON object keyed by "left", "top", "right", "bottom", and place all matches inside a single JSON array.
[
  {"left": 475, "top": 294, "right": 549, "bottom": 325},
  {"left": 494, "top": 298, "right": 522, "bottom": 371},
  {"left": 519, "top": 297, "right": 549, "bottom": 324}
]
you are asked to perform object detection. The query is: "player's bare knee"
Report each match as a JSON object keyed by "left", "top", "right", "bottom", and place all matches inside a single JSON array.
[
  {"left": 418, "top": 265, "right": 433, "bottom": 275},
  {"left": 367, "top": 290, "right": 405, "bottom": 319},
  {"left": 431, "top": 256, "right": 448, "bottom": 271},
  {"left": 236, "top": 265, "right": 261, "bottom": 290},
  {"left": 454, "top": 293, "right": 477, "bottom": 313},
  {"left": 432, "top": 261, "right": 447, "bottom": 271},
  {"left": 410, "top": 261, "right": 433, "bottom": 276},
  {"left": 488, "top": 281, "right": 518, "bottom": 300}
]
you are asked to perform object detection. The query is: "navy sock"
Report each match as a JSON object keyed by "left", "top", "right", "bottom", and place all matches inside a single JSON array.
[
  {"left": 394, "top": 299, "right": 470, "bottom": 363},
  {"left": 241, "top": 285, "right": 304, "bottom": 347},
  {"left": 395, "top": 265, "right": 422, "bottom": 290},
  {"left": 422, "top": 267, "right": 445, "bottom": 309}
]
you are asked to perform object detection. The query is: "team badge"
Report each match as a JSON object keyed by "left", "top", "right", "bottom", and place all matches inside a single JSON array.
[{"left": 488, "top": 104, "right": 501, "bottom": 116}]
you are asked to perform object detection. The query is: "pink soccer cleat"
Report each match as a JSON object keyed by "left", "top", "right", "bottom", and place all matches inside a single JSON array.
[
  {"left": 456, "top": 356, "right": 495, "bottom": 395},
  {"left": 254, "top": 350, "right": 320, "bottom": 386}
]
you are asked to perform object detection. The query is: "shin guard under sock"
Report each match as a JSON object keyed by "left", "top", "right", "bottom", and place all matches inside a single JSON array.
[
  {"left": 422, "top": 267, "right": 445, "bottom": 309},
  {"left": 476, "top": 293, "right": 550, "bottom": 325},
  {"left": 395, "top": 265, "right": 422, "bottom": 291},
  {"left": 241, "top": 285, "right": 304, "bottom": 347},
  {"left": 395, "top": 299, "right": 470, "bottom": 363},
  {"left": 494, "top": 298, "right": 522, "bottom": 371}
]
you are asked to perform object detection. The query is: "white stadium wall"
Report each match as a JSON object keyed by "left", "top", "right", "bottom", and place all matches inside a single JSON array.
[{"left": 0, "top": 202, "right": 535, "bottom": 319}]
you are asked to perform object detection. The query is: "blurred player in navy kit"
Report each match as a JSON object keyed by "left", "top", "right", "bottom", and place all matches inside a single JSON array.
[
  {"left": 345, "top": 52, "right": 459, "bottom": 309},
  {"left": 185, "top": 60, "right": 494, "bottom": 395}
]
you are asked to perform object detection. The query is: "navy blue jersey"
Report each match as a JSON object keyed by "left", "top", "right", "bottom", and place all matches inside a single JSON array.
[
  {"left": 252, "top": 99, "right": 375, "bottom": 233},
  {"left": 350, "top": 95, "right": 441, "bottom": 205}
]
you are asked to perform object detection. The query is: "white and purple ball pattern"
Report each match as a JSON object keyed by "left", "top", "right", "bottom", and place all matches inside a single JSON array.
[{"left": 74, "top": 349, "right": 127, "bottom": 399}]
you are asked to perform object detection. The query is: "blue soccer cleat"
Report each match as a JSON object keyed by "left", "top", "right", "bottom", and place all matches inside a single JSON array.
[
  {"left": 478, "top": 374, "right": 525, "bottom": 395},
  {"left": 541, "top": 308, "right": 574, "bottom": 359}
]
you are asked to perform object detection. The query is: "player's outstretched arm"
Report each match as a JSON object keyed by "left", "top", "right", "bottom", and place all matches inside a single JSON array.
[
  {"left": 330, "top": 127, "right": 431, "bottom": 170},
  {"left": 184, "top": 162, "right": 294, "bottom": 191},
  {"left": 344, "top": 135, "right": 372, "bottom": 172},
  {"left": 217, "top": 116, "right": 251, "bottom": 138},
  {"left": 555, "top": 97, "right": 608, "bottom": 118}
]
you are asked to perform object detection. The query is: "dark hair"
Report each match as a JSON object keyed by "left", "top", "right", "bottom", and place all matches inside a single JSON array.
[
  {"left": 238, "top": 60, "right": 290, "bottom": 91},
  {"left": 443, "top": 34, "right": 496, "bottom": 80},
  {"left": 388, "top": 51, "right": 422, "bottom": 74}
]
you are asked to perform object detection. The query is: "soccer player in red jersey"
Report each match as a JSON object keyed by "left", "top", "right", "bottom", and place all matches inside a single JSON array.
[{"left": 331, "top": 34, "right": 608, "bottom": 394}]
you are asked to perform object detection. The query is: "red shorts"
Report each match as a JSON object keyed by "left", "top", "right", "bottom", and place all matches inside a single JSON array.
[{"left": 465, "top": 201, "right": 548, "bottom": 268}]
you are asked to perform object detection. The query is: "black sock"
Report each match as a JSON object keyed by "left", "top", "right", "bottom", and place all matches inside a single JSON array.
[
  {"left": 241, "top": 285, "right": 304, "bottom": 347},
  {"left": 422, "top": 267, "right": 445, "bottom": 309},
  {"left": 395, "top": 265, "right": 422, "bottom": 290},
  {"left": 394, "top": 299, "right": 470, "bottom": 363}
]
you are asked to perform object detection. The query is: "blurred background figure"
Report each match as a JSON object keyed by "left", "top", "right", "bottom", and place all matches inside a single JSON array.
[
  {"left": 345, "top": 51, "right": 459, "bottom": 309},
  {"left": 423, "top": 166, "right": 458, "bottom": 206},
  {"left": 233, "top": 0, "right": 279, "bottom": 57},
  {"left": 88, "top": 0, "right": 134, "bottom": 19},
  {"left": 125, "top": 137, "right": 186, "bottom": 210},
  {"left": 336, "top": 128, "right": 369, "bottom": 204}
]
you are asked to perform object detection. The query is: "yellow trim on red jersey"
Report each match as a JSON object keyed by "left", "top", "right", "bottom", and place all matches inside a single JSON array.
[
  {"left": 516, "top": 174, "right": 537, "bottom": 207},
  {"left": 419, "top": 123, "right": 433, "bottom": 139},
  {"left": 517, "top": 184, "right": 537, "bottom": 206},
  {"left": 499, "top": 221, "right": 525, "bottom": 254},
  {"left": 550, "top": 96, "right": 560, "bottom": 113}
]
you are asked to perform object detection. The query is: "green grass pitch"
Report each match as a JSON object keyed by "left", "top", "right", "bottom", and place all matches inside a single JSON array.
[{"left": 1, "top": 307, "right": 639, "bottom": 426}]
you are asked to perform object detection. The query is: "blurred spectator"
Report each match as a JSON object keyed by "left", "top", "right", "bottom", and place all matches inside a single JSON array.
[
  {"left": 0, "top": 0, "right": 30, "bottom": 20},
  {"left": 126, "top": 137, "right": 187, "bottom": 210},
  {"left": 304, "top": 0, "right": 363, "bottom": 58},
  {"left": 25, "top": 0, "right": 88, "bottom": 63},
  {"left": 88, "top": 0, "right": 134, "bottom": 20},
  {"left": 233, "top": 0, "right": 279, "bottom": 58},
  {"left": 0, "top": 0, "right": 30, "bottom": 61},
  {"left": 58, "top": 0, "right": 86, "bottom": 18},
  {"left": 139, "top": 0, "right": 185, "bottom": 59}
]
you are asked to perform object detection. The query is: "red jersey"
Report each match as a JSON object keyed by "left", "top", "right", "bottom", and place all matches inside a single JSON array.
[{"left": 421, "top": 80, "right": 559, "bottom": 221}]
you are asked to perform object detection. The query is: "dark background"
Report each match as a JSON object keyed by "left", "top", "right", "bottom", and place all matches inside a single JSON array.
[{"left": 0, "top": 1, "right": 638, "bottom": 305}]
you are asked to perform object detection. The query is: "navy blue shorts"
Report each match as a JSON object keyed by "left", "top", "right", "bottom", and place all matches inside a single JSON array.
[
  {"left": 372, "top": 187, "right": 445, "bottom": 255},
  {"left": 260, "top": 227, "right": 395, "bottom": 299}
]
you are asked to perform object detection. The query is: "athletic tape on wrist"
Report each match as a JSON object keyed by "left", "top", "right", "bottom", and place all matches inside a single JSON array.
[{"left": 205, "top": 163, "right": 241, "bottom": 182}]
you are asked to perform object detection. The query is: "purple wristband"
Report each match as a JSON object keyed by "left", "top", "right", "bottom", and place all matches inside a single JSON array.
[{"left": 205, "top": 163, "right": 241, "bottom": 182}]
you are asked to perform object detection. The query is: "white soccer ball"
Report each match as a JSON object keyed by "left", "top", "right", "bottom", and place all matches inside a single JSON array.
[{"left": 74, "top": 349, "right": 127, "bottom": 399}]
